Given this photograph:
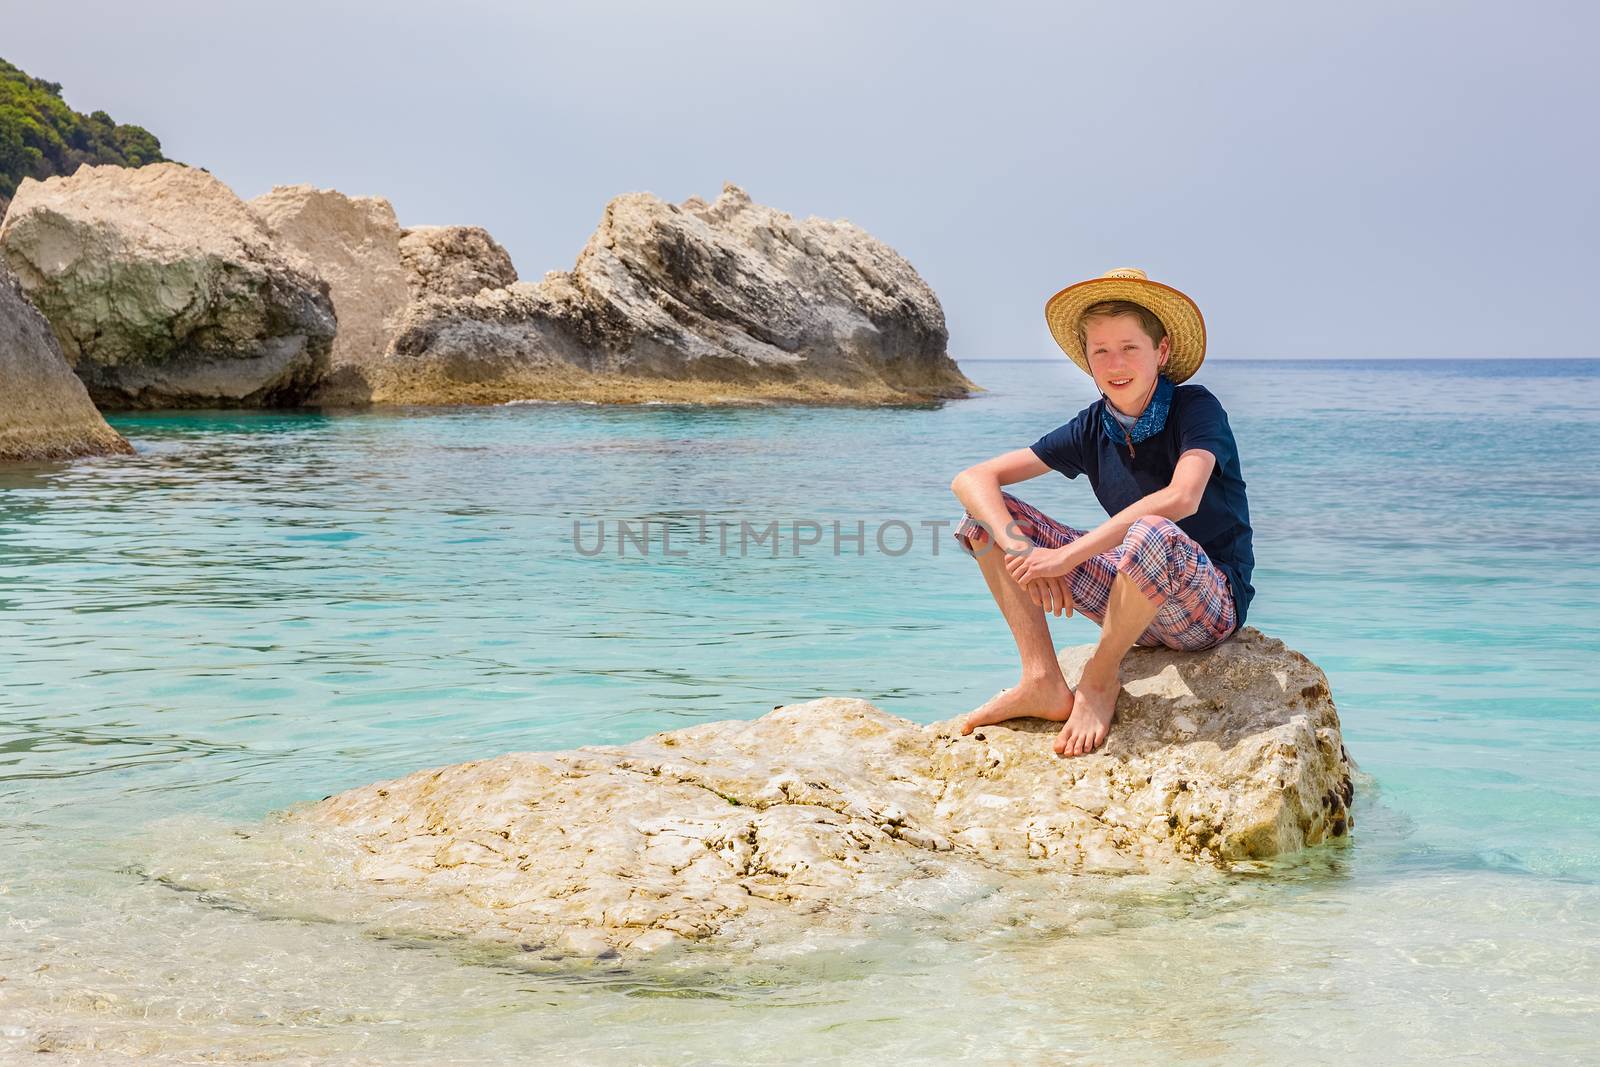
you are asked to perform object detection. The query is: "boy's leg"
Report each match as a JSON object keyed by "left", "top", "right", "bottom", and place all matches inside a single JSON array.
[
  {"left": 953, "top": 495, "right": 1081, "bottom": 734},
  {"left": 959, "top": 528, "right": 1076, "bottom": 734},
  {"left": 1054, "top": 515, "right": 1237, "bottom": 757},
  {"left": 1054, "top": 569, "right": 1160, "bottom": 756}
]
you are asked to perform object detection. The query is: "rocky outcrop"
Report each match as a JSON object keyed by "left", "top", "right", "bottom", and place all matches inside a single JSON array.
[
  {"left": 398, "top": 225, "right": 517, "bottom": 300},
  {"left": 2, "top": 169, "right": 975, "bottom": 409},
  {"left": 247, "top": 193, "right": 518, "bottom": 404},
  {"left": 0, "top": 162, "right": 335, "bottom": 409},
  {"left": 247, "top": 184, "right": 412, "bottom": 406},
  {"left": 178, "top": 628, "right": 1351, "bottom": 956},
  {"left": 0, "top": 265, "right": 132, "bottom": 461},
  {"left": 372, "top": 183, "right": 977, "bottom": 405}
]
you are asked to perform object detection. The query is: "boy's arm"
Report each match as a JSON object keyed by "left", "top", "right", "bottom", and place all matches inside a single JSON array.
[
  {"left": 950, "top": 448, "right": 1051, "bottom": 551},
  {"left": 1046, "top": 448, "right": 1215, "bottom": 568}
]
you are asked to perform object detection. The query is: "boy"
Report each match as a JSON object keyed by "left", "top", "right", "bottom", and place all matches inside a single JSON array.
[{"left": 949, "top": 267, "right": 1254, "bottom": 758}]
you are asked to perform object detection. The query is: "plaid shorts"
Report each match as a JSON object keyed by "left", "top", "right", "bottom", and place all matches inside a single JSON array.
[{"left": 953, "top": 491, "right": 1238, "bottom": 651}]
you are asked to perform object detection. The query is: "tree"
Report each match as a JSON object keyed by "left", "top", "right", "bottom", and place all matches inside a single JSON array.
[{"left": 0, "top": 57, "right": 178, "bottom": 208}]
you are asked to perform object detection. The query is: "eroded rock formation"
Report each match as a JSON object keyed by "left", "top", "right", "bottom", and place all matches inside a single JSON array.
[
  {"left": 0, "top": 264, "right": 132, "bottom": 461},
  {"left": 373, "top": 183, "right": 977, "bottom": 405},
  {"left": 179, "top": 628, "right": 1352, "bottom": 956},
  {"left": 247, "top": 184, "right": 411, "bottom": 406},
  {"left": 247, "top": 189, "right": 520, "bottom": 404},
  {"left": 0, "top": 163, "right": 335, "bottom": 408},
  {"left": 398, "top": 225, "right": 517, "bottom": 301},
  {"left": 3, "top": 167, "right": 976, "bottom": 409}
]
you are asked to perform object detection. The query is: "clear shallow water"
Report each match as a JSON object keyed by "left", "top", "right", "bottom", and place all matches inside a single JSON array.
[{"left": 2, "top": 358, "right": 1597, "bottom": 1062}]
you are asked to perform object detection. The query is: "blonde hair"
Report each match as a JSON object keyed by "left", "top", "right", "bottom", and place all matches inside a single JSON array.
[{"left": 1076, "top": 300, "right": 1167, "bottom": 352}]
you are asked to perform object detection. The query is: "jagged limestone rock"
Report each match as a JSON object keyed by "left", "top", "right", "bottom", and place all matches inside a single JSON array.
[
  {"left": 248, "top": 189, "right": 520, "bottom": 405},
  {"left": 0, "top": 162, "right": 335, "bottom": 408},
  {"left": 247, "top": 184, "right": 412, "bottom": 406},
  {"left": 398, "top": 225, "right": 517, "bottom": 301},
  {"left": 4, "top": 170, "right": 976, "bottom": 409},
  {"left": 215, "top": 628, "right": 1351, "bottom": 955},
  {"left": 0, "top": 264, "right": 132, "bottom": 461},
  {"left": 373, "top": 182, "right": 978, "bottom": 405}
]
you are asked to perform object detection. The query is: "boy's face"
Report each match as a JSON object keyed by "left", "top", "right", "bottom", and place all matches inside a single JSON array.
[{"left": 1083, "top": 313, "right": 1171, "bottom": 414}]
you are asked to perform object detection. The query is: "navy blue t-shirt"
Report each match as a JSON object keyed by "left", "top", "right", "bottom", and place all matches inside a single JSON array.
[{"left": 1027, "top": 383, "right": 1256, "bottom": 626}]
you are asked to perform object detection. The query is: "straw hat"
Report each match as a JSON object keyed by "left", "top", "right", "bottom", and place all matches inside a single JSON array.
[{"left": 1044, "top": 267, "right": 1207, "bottom": 384}]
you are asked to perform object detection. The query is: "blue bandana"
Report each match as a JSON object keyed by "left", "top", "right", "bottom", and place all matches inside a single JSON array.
[{"left": 1099, "top": 373, "right": 1174, "bottom": 457}]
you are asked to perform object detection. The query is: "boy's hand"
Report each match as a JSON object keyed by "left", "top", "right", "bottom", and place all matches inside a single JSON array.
[
  {"left": 1004, "top": 544, "right": 1073, "bottom": 583},
  {"left": 1029, "top": 575, "right": 1074, "bottom": 617},
  {"left": 1003, "top": 545, "right": 1075, "bottom": 617}
]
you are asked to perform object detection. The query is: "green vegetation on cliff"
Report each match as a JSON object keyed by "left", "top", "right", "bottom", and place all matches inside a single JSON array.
[{"left": 1, "top": 57, "right": 171, "bottom": 216}]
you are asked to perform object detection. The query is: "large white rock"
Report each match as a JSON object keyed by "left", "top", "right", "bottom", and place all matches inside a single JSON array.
[
  {"left": 375, "top": 182, "right": 978, "bottom": 405},
  {"left": 248, "top": 189, "right": 520, "bottom": 404},
  {"left": 0, "top": 163, "right": 335, "bottom": 408},
  {"left": 398, "top": 224, "right": 517, "bottom": 301},
  {"left": 247, "top": 184, "right": 412, "bottom": 406},
  {"left": 0, "top": 264, "right": 132, "bottom": 461},
  {"left": 4, "top": 171, "right": 975, "bottom": 409},
  {"left": 189, "top": 628, "right": 1352, "bottom": 956}
]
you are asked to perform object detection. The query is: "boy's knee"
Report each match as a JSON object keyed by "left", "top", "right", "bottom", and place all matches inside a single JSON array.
[
  {"left": 1128, "top": 513, "right": 1178, "bottom": 537},
  {"left": 1124, "top": 515, "right": 1181, "bottom": 554},
  {"left": 956, "top": 498, "right": 1034, "bottom": 554},
  {"left": 1122, "top": 515, "right": 1184, "bottom": 575},
  {"left": 955, "top": 513, "right": 1004, "bottom": 559}
]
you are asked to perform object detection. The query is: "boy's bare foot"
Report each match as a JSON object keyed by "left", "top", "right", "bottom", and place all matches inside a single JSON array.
[
  {"left": 1054, "top": 671, "right": 1120, "bottom": 756},
  {"left": 962, "top": 675, "right": 1075, "bottom": 735}
]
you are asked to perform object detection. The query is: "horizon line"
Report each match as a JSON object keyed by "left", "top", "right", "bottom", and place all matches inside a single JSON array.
[{"left": 957, "top": 355, "right": 1600, "bottom": 363}]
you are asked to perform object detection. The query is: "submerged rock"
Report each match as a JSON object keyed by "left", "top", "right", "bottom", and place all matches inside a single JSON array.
[
  {"left": 0, "top": 162, "right": 335, "bottom": 409},
  {"left": 276, "top": 628, "right": 1353, "bottom": 954},
  {"left": 0, "top": 264, "right": 132, "bottom": 461},
  {"left": 373, "top": 182, "right": 978, "bottom": 405}
]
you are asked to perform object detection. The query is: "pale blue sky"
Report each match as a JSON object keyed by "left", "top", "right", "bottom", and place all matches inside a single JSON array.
[{"left": 5, "top": 1, "right": 1595, "bottom": 358}]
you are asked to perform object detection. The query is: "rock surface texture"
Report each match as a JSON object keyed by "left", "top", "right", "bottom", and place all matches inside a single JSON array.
[
  {"left": 397, "top": 225, "right": 518, "bottom": 301},
  {"left": 270, "top": 628, "right": 1354, "bottom": 954},
  {"left": 247, "top": 184, "right": 411, "bottom": 406},
  {"left": 0, "top": 163, "right": 335, "bottom": 408},
  {"left": 248, "top": 190, "right": 520, "bottom": 404},
  {"left": 374, "top": 182, "right": 977, "bottom": 405},
  {"left": 2, "top": 169, "right": 975, "bottom": 409},
  {"left": 0, "top": 264, "right": 132, "bottom": 461}
]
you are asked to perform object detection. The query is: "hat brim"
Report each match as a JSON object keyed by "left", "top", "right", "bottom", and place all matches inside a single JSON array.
[{"left": 1044, "top": 276, "right": 1207, "bottom": 384}]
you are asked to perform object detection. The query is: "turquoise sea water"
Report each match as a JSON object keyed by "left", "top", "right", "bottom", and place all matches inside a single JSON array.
[{"left": 2, "top": 358, "right": 1597, "bottom": 1062}]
